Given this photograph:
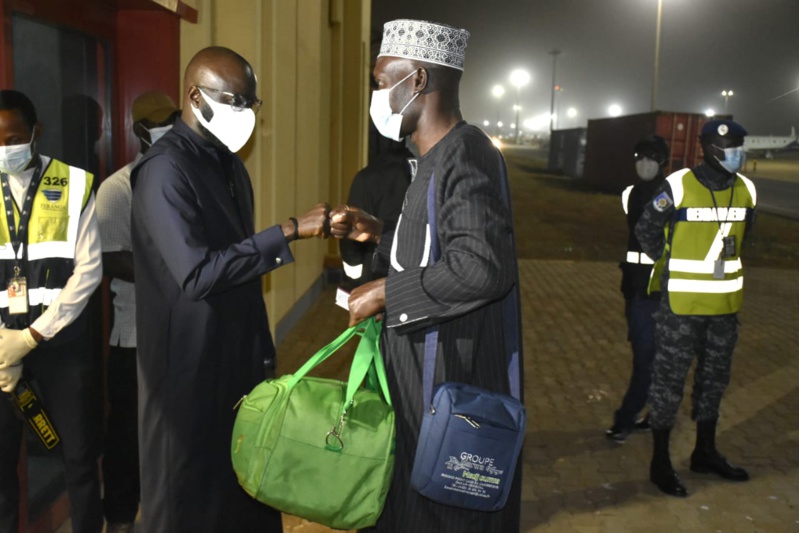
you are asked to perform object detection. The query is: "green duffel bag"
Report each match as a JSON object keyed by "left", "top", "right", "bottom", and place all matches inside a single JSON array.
[{"left": 231, "top": 317, "right": 394, "bottom": 530}]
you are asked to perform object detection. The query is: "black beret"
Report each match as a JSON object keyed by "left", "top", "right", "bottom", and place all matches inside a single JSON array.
[{"left": 701, "top": 119, "right": 747, "bottom": 138}]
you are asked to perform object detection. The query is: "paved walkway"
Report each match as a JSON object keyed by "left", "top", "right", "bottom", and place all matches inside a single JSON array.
[
  {"left": 55, "top": 260, "right": 799, "bottom": 533},
  {"left": 275, "top": 260, "right": 799, "bottom": 533}
]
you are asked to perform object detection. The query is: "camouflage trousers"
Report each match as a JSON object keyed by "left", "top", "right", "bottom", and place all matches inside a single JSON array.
[{"left": 649, "top": 302, "right": 739, "bottom": 430}]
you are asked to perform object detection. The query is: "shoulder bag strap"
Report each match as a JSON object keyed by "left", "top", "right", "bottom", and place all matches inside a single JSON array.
[{"left": 422, "top": 150, "right": 522, "bottom": 410}]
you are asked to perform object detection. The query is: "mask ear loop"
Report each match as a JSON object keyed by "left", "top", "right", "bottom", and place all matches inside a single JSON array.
[
  {"left": 387, "top": 70, "right": 418, "bottom": 92},
  {"left": 398, "top": 92, "right": 419, "bottom": 115}
]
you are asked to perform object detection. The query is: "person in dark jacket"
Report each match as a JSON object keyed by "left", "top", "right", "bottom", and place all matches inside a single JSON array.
[
  {"left": 606, "top": 135, "right": 669, "bottom": 443},
  {"left": 130, "top": 47, "right": 329, "bottom": 533},
  {"left": 339, "top": 139, "right": 412, "bottom": 286}
]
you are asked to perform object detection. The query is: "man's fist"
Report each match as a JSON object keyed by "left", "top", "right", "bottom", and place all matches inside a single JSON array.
[{"left": 329, "top": 205, "right": 383, "bottom": 244}]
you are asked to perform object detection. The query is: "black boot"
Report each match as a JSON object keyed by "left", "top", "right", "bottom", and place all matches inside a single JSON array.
[
  {"left": 690, "top": 419, "right": 749, "bottom": 481},
  {"left": 650, "top": 428, "right": 688, "bottom": 497}
]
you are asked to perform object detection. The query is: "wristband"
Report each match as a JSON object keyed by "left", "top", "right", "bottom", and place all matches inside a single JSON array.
[{"left": 289, "top": 217, "right": 299, "bottom": 240}]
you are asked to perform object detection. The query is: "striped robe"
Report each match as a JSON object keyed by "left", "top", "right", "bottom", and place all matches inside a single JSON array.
[{"left": 371, "top": 122, "right": 523, "bottom": 533}]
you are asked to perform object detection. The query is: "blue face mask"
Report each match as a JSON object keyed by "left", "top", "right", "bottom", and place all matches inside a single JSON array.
[{"left": 713, "top": 145, "right": 745, "bottom": 174}]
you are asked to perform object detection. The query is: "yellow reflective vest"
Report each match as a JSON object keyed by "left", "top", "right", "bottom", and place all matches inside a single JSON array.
[
  {"left": 0, "top": 158, "right": 93, "bottom": 327},
  {"left": 650, "top": 168, "right": 756, "bottom": 315}
]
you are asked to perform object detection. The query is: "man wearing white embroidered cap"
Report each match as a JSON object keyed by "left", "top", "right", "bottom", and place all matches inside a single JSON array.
[
  {"left": 330, "top": 19, "right": 522, "bottom": 533},
  {"left": 636, "top": 119, "right": 756, "bottom": 497}
]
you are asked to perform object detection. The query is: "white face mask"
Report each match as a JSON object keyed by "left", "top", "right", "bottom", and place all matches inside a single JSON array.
[
  {"left": 0, "top": 140, "right": 34, "bottom": 175},
  {"left": 144, "top": 124, "right": 173, "bottom": 147},
  {"left": 192, "top": 88, "right": 256, "bottom": 152},
  {"left": 369, "top": 71, "right": 419, "bottom": 142},
  {"left": 635, "top": 157, "right": 660, "bottom": 181}
]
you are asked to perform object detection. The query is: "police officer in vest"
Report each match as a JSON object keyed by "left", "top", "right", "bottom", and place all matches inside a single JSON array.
[
  {"left": 635, "top": 119, "right": 755, "bottom": 497},
  {"left": 606, "top": 135, "right": 669, "bottom": 443},
  {"left": 0, "top": 90, "right": 104, "bottom": 531}
]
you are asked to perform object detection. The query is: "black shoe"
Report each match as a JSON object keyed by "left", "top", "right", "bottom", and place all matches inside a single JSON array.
[
  {"left": 605, "top": 424, "right": 631, "bottom": 443},
  {"left": 634, "top": 414, "right": 651, "bottom": 432},
  {"left": 690, "top": 450, "right": 750, "bottom": 481},
  {"left": 650, "top": 462, "right": 688, "bottom": 497}
]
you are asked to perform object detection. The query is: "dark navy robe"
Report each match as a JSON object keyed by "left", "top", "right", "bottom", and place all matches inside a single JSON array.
[{"left": 131, "top": 118, "right": 289, "bottom": 533}]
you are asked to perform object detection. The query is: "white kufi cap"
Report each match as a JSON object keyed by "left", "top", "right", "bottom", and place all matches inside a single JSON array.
[{"left": 378, "top": 19, "right": 470, "bottom": 71}]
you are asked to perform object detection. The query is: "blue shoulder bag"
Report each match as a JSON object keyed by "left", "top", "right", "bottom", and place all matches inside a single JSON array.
[{"left": 409, "top": 154, "right": 526, "bottom": 512}]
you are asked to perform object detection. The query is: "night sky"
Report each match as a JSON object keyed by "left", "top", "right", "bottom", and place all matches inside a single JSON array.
[{"left": 372, "top": 0, "right": 799, "bottom": 136}]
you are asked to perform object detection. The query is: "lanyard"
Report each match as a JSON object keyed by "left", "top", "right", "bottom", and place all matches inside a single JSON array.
[
  {"left": 0, "top": 157, "right": 44, "bottom": 266},
  {"left": 708, "top": 176, "right": 736, "bottom": 229}
]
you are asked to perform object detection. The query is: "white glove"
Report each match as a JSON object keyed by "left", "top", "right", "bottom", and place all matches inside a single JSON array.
[
  {"left": 0, "top": 328, "right": 38, "bottom": 369},
  {"left": 0, "top": 363, "right": 23, "bottom": 393}
]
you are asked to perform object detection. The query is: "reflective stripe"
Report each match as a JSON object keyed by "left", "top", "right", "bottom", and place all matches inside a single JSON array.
[
  {"left": 26, "top": 166, "right": 86, "bottom": 261},
  {"left": 390, "top": 214, "right": 432, "bottom": 272},
  {"left": 342, "top": 261, "right": 363, "bottom": 280},
  {"left": 739, "top": 174, "right": 757, "bottom": 206},
  {"left": 621, "top": 185, "right": 633, "bottom": 215},
  {"left": 28, "top": 241, "right": 78, "bottom": 260},
  {"left": 667, "top": 277, "right": 743, "bottom": 294},
  {"left": 684, "top": 207, "right": 748, "bottom": 222},
  {"left": 0, "top": 287, "right": 62, "bottom": 307},
  {"left": 0, "top": 245, "right": 15, "bottom": 260},
  {"left": 669, "top": 258, "right": 742, "bottom": 274},
  {"left": 704, "top": 222, "right": 733, "bottom": 262},
  {"left": 390, "top": 214, "right": 404, "bottom": 272},
  {"left": 665, "top": 168, "right": 691, "bottom": 207},
  {"left": 626, "top": 251, "right": 655, "bottom": 264}
]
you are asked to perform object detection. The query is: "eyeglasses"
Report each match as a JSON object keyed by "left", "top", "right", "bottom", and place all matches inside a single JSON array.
[{"left": 197, "top": 86, "right": 262, "bottom": 114}]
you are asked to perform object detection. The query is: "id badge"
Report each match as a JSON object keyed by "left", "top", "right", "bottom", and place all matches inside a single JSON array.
[
  {"left": 722, "top": 236, "right": 736, "bottom": 258},
  {"left": 713, "top": 259, "right": 725, "bottom": 280},
  {"left": 7, "top": 276, "right": 29, "bottom": 315}
]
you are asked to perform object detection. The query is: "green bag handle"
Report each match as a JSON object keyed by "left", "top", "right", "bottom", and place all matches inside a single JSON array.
[
  {"left": 286, "top": 317, "right": 391, "bottom": 452},
  {"left": 286, "top": 317, "right": 378, "bottom": 391},
  {"left": 344, "top": 318, "right": 391, "bottom": 408}
]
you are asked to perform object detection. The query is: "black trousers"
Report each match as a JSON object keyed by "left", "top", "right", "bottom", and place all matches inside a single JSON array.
[
  {"left": 101, "top": 345, "right": 139, "bottom": 524},
  {"left": 614, "top": 295, "right": 659, "bottom": 428},
  {"left": 0, "top": 333, "right": 104, "bottom": 533}
]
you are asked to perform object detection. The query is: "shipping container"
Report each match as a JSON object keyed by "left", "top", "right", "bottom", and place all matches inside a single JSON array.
[
  {"left": 581, "top": 111, "right": 732, "bottom": 192},
  {"left": 548, "top": 127, "right": 587, "bottom": 178}
]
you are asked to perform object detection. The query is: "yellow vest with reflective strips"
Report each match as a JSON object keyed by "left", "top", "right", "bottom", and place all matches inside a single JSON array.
[
  {"left": 649, "top": 169, "right": 756, "bottom": 315},
  {"left": 0, "top": 158, "right": 93, "bottom": 325}
]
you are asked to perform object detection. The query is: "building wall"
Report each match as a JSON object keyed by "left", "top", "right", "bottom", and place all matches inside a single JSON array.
[{"left": 179, "top": 0, "right": 370, "bottom": 337}]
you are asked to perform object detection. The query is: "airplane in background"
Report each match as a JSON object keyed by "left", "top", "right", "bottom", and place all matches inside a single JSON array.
[{"left": 743, "top": 127, "right": 798, "bottom": 159}]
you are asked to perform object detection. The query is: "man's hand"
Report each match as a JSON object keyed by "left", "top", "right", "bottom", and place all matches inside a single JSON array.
[
  {"left": 329, "top": 205, "right": 383, "bottom": 244},
  {"left": 0, "top": 328, "right": 38, "bottom": 369},
  {"left": 0, "top": 364, "right": 23, "bottom": 393},
  {"left": 347, "top": 278, "right": 386, "bottom": 327},
  {"left": 297, "top": 202, "right": 332, "bottom": 239},
  {"left": 282, "top": 203, "right": 332, "bottom": 241}
]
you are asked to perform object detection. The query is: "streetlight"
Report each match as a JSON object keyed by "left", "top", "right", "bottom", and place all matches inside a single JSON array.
[
  {"left": 482, "top": 120, "right": 490, "bottom": 128},
  {"left": 567, "top": 107, "right": 577, "bottom": 128},
  {"left": 549, "top": 48, "right": 561, "bottom": 134},
  {"left": 721, "top": 90, "right": 734, "bottom": 113},
  {"left": 491, "top": 84, "right": 505, "bottom": 136},
  {"left": 705, "top": 108, "right": 715, "bottom": 117},
  {"left": 509, "top": 69, "right": 531, "bottom": 144},
  {"left": 651, "top": 0, "right": 663, "bottom": 111},
  {"left": 608, "top": 104, "right": 622, "bottom": 117}
]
